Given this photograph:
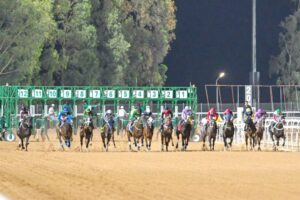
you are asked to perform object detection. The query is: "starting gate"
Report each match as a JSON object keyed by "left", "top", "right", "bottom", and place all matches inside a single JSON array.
[{"left": 0, "top": 85, "right": 198, "bottom": 140}]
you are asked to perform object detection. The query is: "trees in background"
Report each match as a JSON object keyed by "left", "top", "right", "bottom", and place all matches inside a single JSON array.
[
  {"left": 270, "top": 0, "right": 300, "bottom": 100},
  {"left": 0, "top": 0, "right": 176, "bottom": 86}
]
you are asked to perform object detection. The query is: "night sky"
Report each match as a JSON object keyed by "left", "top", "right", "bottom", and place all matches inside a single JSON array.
[{"left": 165, "top": 0, "right": 293, "bottom": 91}]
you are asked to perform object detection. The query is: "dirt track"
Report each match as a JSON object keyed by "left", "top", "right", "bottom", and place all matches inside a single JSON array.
[{"left": 1, "top": 130, "right": 300, "bottom": 200}]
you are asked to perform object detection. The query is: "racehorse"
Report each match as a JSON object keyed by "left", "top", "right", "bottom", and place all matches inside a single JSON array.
[
  {"left": 126, "top": 117, "right": 143, "bottom": 151},
  {"left": 143, "top": 115, "right": 154, "bottom": 151},
  {"left": 255, "top": 117, "right": 266, "bottom": 151},
  {"left": 202, "top": 118, "right": 217, "bottom": 151},
  {"left": 268, "top": 116, "right": 286, "bottom": 151},
  {"left": 244, "top": 117, "right": 257, "bottom": 151},
  {"left": 80, "top": 117, "right": 93, "bottom": 151},
  {"left": 223, "top": 120, "right": 234, "bottom": 151},
  {"left": 176, "top": 115, "right": 193, "bottom": 151},
  {"left": 101, "top": 119, "right": 116, "bottom": 152},
  {"left": 17, "top": 115, "right": 32, "bottom": 151},
  {"left": 161, "top": 116, "right": 173, "bottom": 151},
  {"left": 56, "top": 117, "right": 73, "bottom": 150}
]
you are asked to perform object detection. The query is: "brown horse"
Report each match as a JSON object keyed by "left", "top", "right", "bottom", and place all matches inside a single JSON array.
[
  {"left": 80, "top": 117, "right": 93, "bottom": 152},
  {"left": 56, "top": 119, "right": 73, "bottom": 150},
  {"left": 244, "top": 117, "right": 257, "bottom": 151},
  {"left": 17, "top": 115, "right": 32, "bottom": 151},
  {"left": 268, "top": 116, "right": 286, "bottom": 151},
  {"left": 255, "top": 117, "right": 265, "bottom": 151},
  {"left": 203, "top": 119, "right": 217, "bottom": 151},
  {"left": 126, "top": 117, "right": 143, "bottom": 151},
  {"left": 161, "top": 116, "right": 173, "bottom": 151},
  {"left": 143, "top": 116, "right": 154, "bottom": 151},
  {"left": 101, "top": 121, "right": 116, "bottom": 152},
  {"left": 223, "top": 120, "right": 234, "bottom": 151},
  {"left": 176, "top": 115, "right": 193, "bottom": 151}
]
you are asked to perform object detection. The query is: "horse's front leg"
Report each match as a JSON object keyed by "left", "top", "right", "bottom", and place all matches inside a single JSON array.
[
  {"left": 229, "top": 137, "right": 233, "bottom": 151},
  {"left": 106, "top": 134, "right": 111, "bottom": 152},
  {"left": 171, "top": 130, "right": 174, "bottom": 146},
  {"left": 212, "top": 137, "right": 215, "bottom": 151},
  {"left": 161, "top": 134, "right": 164, "bottom": 151},
  {"left": 112, "top": 131, "right": 116, "bottom": 148},
  {"left": 257, "top": 136, "right": 261, "bottom": 151},
  {"left": 282, "top": 133, "right": 286, "bottom": 147},
  {"left": 80, "top": 134, "right": 84, "bottom": 152},
  {"left": 58, "top": 135, "right": 64, "bottom": 151},
  {"left": 127, "top": 133, "right": 132, "bottom": 151},
  {"left": 101, "top": 133, "right": 106, "bottom": 150},
  {"left": 175, "top": 131, "right": 180, "bottom": 149},
  {"left": 25, "top": 136, "right": 30, "bottom": 151},
  {"left": 223, "top": 136, "right": 227, "bottom": 151},
  {"left": 86, "top": 135, "right": 91, "bottom": 151},
  {"left": 245, "top": 135, "right": 249, "bottom": 151},
  {"left": 202, "top": 135, "right": 206, "bottom": 151}
]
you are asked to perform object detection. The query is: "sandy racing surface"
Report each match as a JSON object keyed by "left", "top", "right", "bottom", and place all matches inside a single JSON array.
[{"left": 1, "top": 130, "right": 300, "bottom": 200}]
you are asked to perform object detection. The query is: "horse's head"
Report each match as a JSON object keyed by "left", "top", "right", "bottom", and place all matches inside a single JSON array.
[
  {"left": 22, "top": 115, "right": 32, "bottom": 128},
  {"left": 134, "top": 117, "right": 143, "bottom": 128},
  {"left": 208, "top": 118, "right": 216, "bottom": 128},
  {"left": 147, "top": 116, "right": 153, "bottom": 126},
  {"left": 162, "top": 116, "right": 172, "bottom": 131}
]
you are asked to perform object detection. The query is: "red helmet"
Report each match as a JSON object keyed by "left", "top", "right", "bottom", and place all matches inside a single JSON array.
[{"left": 224, "top": 108, "right": 232, "bottom": 114}]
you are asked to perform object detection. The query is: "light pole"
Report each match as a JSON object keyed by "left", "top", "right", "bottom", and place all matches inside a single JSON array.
[{"left": 216, "top": 72, "right": 225, "bottom": 111}]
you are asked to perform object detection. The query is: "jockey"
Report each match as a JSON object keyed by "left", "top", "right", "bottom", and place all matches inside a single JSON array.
[
  {"left": 181, "top": 106, "right": 193, "bottom": 122},
  {"left": 82, "top": 105, "right": 94, "bottom": 129},
  {"left": 102, "top": 109, "right": 115, "bottom": 130},
  {"left": 129, "top": 106, "right": 140, "bottom": 133},
  {"left": 242, "top": 101, "right": 253, "bottom": 120},
  {"left": 48, "top": 104, "right": 56, "bottom": 120},
  {"left": 58, "top": 108, "right": 73, "bottom": 132},
  {"left": 206, "top": 107, "right": 219, "bottom": 122},
  {"left": 254, "top": 108, "right": 267, "bottom": 124},
  {"left": 142, "top": 106, "right": 154, "bottom": 129},
  {"left": 161, "top": 106, "right": 173, "bottom": 131},
  {"left": 118, "top": 106, "right": 127, "bottom": 119},
  {"left": 242, "top": 101, "right": 253, "bottom": 130},
  {"left": 223, "top": 108, "right": 233, "bottom": 123},
  {"left": 19, "top": 104, "right": 30, "bottom": 126},
  {"left": 273, "top": 108, "right": 285, "bottom": 123},
  {"left": 205, "top": 107, "right": 218, "bottom": 130},
  {"left": 62, "top": 103, "right": 72, "bottom": 115}
]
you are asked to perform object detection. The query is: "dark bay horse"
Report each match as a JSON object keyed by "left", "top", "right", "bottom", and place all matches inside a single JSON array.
[
  {"left": 244, "top": 117, "right": 257, "bottom": 151},
  {"left": 126, "top": 117, "right": 143, "bottom": 151},
  {"left": 203, "top": 119, "right": 217, "bottom": 151},
  {"left": 80, "top": 117, "right": 93, "bottom": 152},
  {"left": 255, "top": 117, "right": 266, "bottom": 151},
  {"left": 161, "top": 116, "right": 173, "bottom": 151},
  {"left": 176, "top": 115, "right": 193, "bottom": 151},
  {"left": 56, "top": 118, "right": 73, "bottom": 150},
  {"left": 17, "top": 115, "right": 32, "bottom": 151},
  {"left": 223, "top": 120, "right": 234, "bottom": 151},
  {"left": 100, "top": 122, "right": 115, "bottom": 152},
  {"left": 143, "top": 116, "right": 154, "bottom": 151},
  {"left": 268, "top": 116, "right": 286, "bottom": 151}
]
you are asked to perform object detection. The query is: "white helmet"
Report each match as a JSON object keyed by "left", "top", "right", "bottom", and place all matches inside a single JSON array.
[
  {"left": 51, "top": 104, "right": 55, "bottom": 107},
  {"left": 185, "top": 106, "right": 189, "bottom": 110},
  {"left": 120, "top": 106, "right": 124, "bottom": 109},
  {"left": 107, "top": 109, "right": 112, "bottom": 114}
]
